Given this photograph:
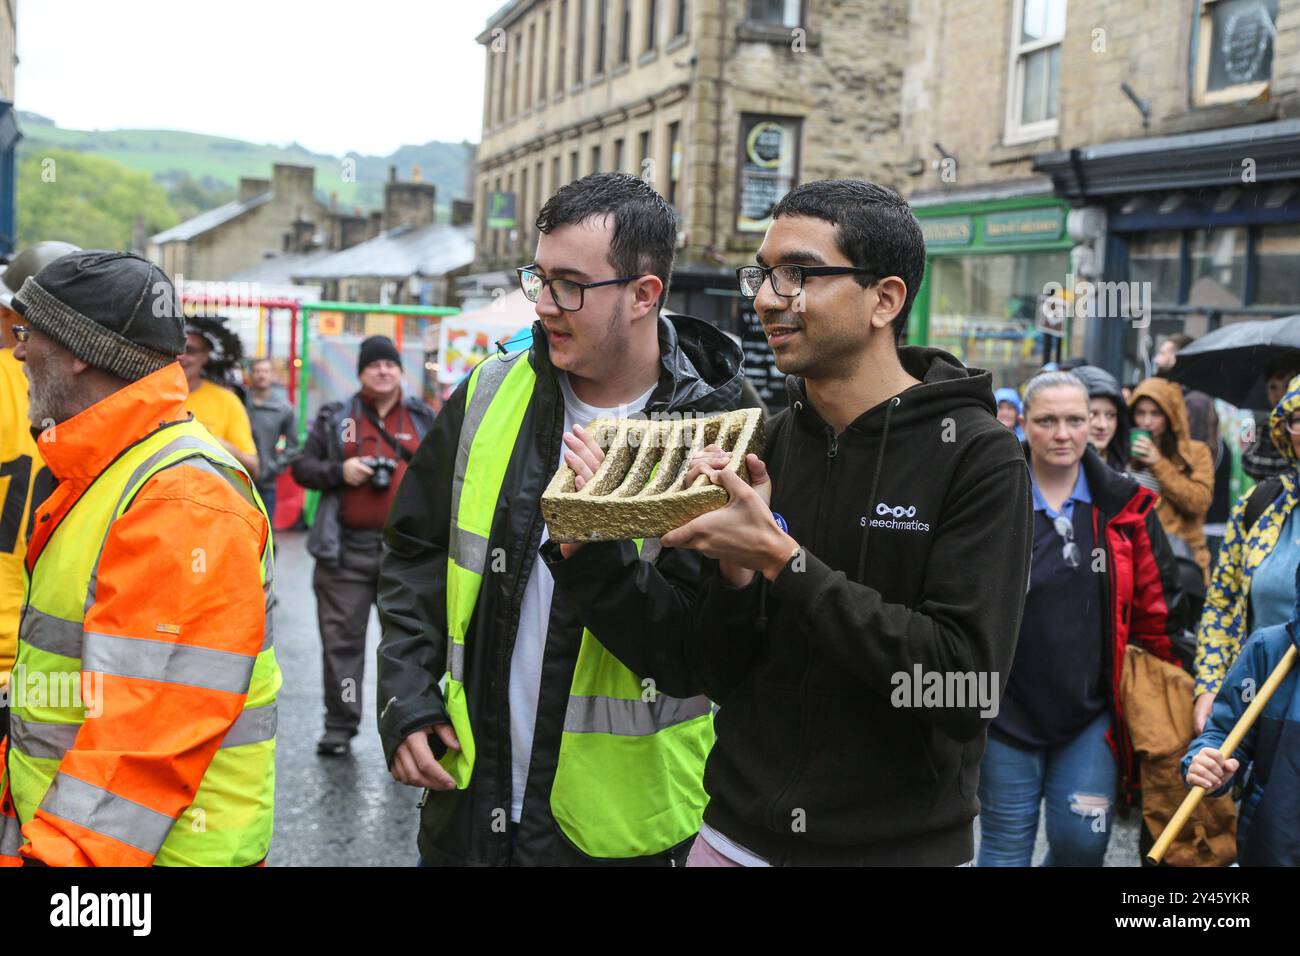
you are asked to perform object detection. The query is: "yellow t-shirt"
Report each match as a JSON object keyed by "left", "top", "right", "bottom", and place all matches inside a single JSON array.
[
  {"left": 184, "top": 379, "right": 256, "bottom": 456},
  {"left": 1, "top": 348, "right": 47, "bottom": 687}
]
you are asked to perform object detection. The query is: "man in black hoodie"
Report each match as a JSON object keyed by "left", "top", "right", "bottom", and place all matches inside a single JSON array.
[
  {"left": 656, "top": 180, "right": 1034, "bottom": 865},
  {"left": 375, "top": 173, "right": 751, "bottom": 865}
]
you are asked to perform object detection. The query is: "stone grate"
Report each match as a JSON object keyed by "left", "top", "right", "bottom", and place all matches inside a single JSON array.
[{"left": 541, "top": 407, "right": 765, "bottom": 543}]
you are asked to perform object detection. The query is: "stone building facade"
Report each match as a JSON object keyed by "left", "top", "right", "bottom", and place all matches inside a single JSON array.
[
  {"left": 904, "top": 0, "right": 1300, "bottom": 193},
  {"left": 0, "top": 0, "right": 17, "bottom": 254},
  {"left": 469, "top": 0, "right": 909, "bottom": 346},
  {"left": 900, "top": 0, "right": 1300, "bottom": 386}
]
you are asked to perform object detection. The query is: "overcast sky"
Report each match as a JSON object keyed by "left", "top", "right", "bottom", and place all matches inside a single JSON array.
[{"left": 17, "top": 0, "right": 504, "bottom": 155}]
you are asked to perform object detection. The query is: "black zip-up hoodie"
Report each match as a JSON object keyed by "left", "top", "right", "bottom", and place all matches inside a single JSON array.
[{"left": 688, "top": 346, "right": 1032, "bottom": 865}]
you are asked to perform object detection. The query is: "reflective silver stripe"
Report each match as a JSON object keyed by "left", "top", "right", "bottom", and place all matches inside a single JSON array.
[
  {"left": 446, "top": 641, "right": 465, "bottom": 682},
  {"left": 9, "top": 715, "right": 79, "bottom": 761},
  {"left": 261, "top": 580, "right": 276, "bottom": 652},
  {"left": 82, "top": 631, "right": 255, "bottom": 695},
  {"left": 0, "top": 815, "right": 21, "bottom": 857},
  {"left": 39, "top": 772, "right": 175, "bottom": 856},
  {"left": 450, "top": 528, "right": 489, "bottom": 575},
  {"left": 18, "top": 608, "right": 82, "bottom": 659},
  {"left": 449, "top": 356, "right": 516, "bottom": 576},
  {"left": 183, "top": 455, "right": 260, "bottom": 510},
  {"left": 220, "top": 703, "right": 277, "bottom": 748},
  {"left": 85, "top": 435, "right": 244, "bottom": 613},
  {"left": 564, "top": 693, "right": 711, "bottom": 736}
]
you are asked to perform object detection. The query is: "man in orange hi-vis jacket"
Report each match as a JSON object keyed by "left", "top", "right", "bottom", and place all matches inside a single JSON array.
[{"left": 0, "top": 250, "right": 279, "bottom": 867}]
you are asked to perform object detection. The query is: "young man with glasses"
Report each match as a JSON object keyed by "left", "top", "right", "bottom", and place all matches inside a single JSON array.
[
  {"left": 643, "top": 178, "right": 1037, "bottom": 865},
  {"left": 374, "top": 172, "right": 750, "bottom": 865},
  {"left": 977, "top": 371, "right": 1184, "bottom": 866}
]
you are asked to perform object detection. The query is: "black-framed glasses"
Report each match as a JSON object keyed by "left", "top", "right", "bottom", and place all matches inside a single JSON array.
[
  {"left": 736, "top": 264, "right": 877, "bottom": 298},
  {"left": 516, "top": 267, "right": 642, "bottom": 312},
  {"left": 1052, "top": 514, "right": 1083, "bottom": 570},
  {"left": 10, "top": 324, "right": 28, "bottom": 343}
]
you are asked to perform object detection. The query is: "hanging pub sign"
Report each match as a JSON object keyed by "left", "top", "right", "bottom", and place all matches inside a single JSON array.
[{"left": 736, "top": 115, "right": 800, "bottom": 234}]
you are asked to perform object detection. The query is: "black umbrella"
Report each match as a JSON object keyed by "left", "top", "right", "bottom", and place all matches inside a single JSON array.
[{"left": 1167, "top": 315, "right": 1300, "bottom": 409}]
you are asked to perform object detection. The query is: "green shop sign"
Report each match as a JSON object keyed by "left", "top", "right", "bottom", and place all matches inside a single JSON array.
[
  {"left": 983, "top": 207, "right": 1065, "bottom": 244},
  {"left": 487, "top": 191, "right": 517, "bottom": 230},
  {"left": 920, "top": 216, "right": 973, "bottom": 247}
]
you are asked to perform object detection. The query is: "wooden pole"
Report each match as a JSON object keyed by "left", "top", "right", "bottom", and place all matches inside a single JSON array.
[{"left": 1147, "top": 644, "right": 1298, "bottom": 864}]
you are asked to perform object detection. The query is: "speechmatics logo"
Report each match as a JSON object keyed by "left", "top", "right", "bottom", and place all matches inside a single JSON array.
[{"left": 861, "top": 502, "right": 931, "bottom": 533}]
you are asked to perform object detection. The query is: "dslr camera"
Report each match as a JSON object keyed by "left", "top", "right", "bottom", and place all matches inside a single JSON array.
[{"left": 360, "top": 456, "right": 399, "bottom": 491}]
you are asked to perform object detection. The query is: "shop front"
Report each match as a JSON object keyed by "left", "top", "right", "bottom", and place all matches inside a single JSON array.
[
  {"left": 909, "top": 186, "right": 1073, "bottom": 390},
  {"left": 1033, "top": 119, "right": 1300, "bottom": 386}
]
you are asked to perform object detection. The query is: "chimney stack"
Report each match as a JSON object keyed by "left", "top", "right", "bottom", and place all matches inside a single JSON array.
[
  {"left": 239, "top": 177, "right": 271, "bottom": 202},
  {"left": 383, "top": 170, "right": 437, "bottom": 231}
]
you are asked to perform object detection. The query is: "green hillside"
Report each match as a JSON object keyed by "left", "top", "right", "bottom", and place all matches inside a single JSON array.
[
  {"left": 17, "top": 147, "right": 180, "bottom": 251},
  {"left": 16, "top": 112, "right": 475, "bottom": 220}
]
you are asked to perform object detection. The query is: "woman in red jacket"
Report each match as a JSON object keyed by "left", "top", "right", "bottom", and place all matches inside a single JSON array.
[{"left": 978, "top": 371, "right": 1184, "bottom": 866}]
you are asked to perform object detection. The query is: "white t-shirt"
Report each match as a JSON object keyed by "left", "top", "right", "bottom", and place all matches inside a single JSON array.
[{"left": 509, "top": 372, "right": 657, "bottom": 823}]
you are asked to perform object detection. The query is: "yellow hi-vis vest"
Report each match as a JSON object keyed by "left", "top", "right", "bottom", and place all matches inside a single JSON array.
[
  {"left": 7, "top": 419, "right": 279, "bottom": 866},
  {"left": 443, "top": 353, "right": 714, "bottom": 859}
]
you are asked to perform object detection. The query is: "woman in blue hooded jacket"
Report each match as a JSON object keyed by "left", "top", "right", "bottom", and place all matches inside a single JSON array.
[{"left": 1184, "top": 558, "right": 1300, "bottom": 865}]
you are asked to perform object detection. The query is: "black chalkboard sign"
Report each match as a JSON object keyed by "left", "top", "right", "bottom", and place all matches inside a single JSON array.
[{"left": 739, "top": 307, "right": 786, "bottom": 406}]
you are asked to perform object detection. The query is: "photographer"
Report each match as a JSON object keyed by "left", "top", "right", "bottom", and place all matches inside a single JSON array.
[{"left": 293, "top": 335, "right": 435, "bottom": 756}]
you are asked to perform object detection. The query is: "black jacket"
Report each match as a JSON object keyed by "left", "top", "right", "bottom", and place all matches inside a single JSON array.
[
  {"left": 291, "top": 392, "right": 435, "bottom": 564},
  {"left": 375, "top": 315, "right": 746, "bottom": 866},
  {"left": 682, "top": 347, "right": 1033, "bottom": 865}
]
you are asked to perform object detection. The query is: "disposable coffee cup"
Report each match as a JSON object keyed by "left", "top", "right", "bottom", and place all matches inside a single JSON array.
[{"left": 1130, "top": 429, "right": 1150, "bottom": 452}]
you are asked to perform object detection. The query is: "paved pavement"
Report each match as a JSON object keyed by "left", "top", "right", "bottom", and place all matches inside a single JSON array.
[{"left": 267, "top": 529, "right": 1141, "bottom": 867}]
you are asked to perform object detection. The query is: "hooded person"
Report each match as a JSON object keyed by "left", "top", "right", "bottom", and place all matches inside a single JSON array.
[
  {"left": 1071, "top": 364, "right": 1131, "bottom": 472},
  {"left": 1128, "top": 377, "right": 1214, "bottom": 584},
  {"left": 1193, "top": 374, "right": 1300, "bottom": 733},
  {"left": 1185, "top": 557, "right": 1300, "bottom": 865},
  {"left": 994, "top": 386, "right": 1025, "bottom": 442},
  {"left": 646, "top": 180, "right": 1033, "bottom": 866}
]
